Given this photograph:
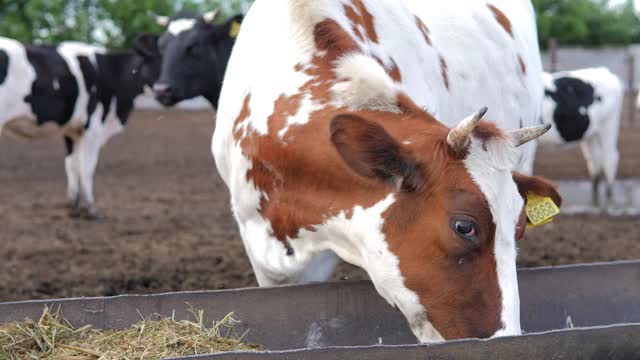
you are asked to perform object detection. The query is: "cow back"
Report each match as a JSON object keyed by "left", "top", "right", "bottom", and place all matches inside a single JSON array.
[{"left": 214, "top": 0, "right": 543, "bottom": 180}]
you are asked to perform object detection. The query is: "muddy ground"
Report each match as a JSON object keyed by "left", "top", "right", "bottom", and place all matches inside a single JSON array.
[{"left": 1, "top": 110, "right": 639, "bottom": 302}]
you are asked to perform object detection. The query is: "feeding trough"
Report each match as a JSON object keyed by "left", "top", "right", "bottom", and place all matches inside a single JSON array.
[{"left": 1, "top": 261, "right": 640, "bottom": 359}]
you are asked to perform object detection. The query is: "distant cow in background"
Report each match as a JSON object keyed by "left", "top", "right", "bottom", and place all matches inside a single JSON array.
[
  {"left": 142, "top": 10, "right": 243, "bottom": 108},
  {"left": 0, "top": 35, "right": 160, "bottom": 218},
  {"left": 541, "top": 67, "right": 623, "bottom": 206}
]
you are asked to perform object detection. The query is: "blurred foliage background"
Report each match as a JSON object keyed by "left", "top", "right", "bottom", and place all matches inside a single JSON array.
[
  {"left": 534, "top": 0, "right": 640, "bottom": 48},
  {"left": 0, "top": 0, "right": 251, "bottom": 48},
  {"left": 0, "top": 0, "right": 638, "bottom": 48}
]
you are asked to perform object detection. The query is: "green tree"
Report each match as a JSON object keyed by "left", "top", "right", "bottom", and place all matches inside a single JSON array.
[
  {"left": 98, "top": 0, "right": 251, "bottom": 48},
  {"left": 97, "top": 0, "right": 175, "bottom": 48},
  {"left": 0, "top": 0, "right": 253, "bottom": 48},
  {"left": 534, "top": 0, "right": 640, "bottom": 48},
  {"left": 0, "top": 0, "right": 34, "bottom": 42},
  {"left": 0, "top": 0, "right": 100, "bottom": 44},
  {"left": 8, "top": 0, "right": 637, "bottom": 49}
]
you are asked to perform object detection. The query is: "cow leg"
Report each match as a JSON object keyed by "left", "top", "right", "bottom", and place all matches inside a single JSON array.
[
  {"left": 580, "top": 137, "right": 603, "bottom": 207},
  {"left": 591, "top": 173, "right": 602, "bottom": 208},
  {"left": 251, "top": 249, "right": 340, "bottom": 286},
  {"left": 298, "top": 250, "right": 340, "bottom": 283},
  {"left": 602, "top": 140, "right": 619, "bottom": 206},
  {"left": 75, "top": 128, "right": 102, "bottom": 219},
  {"left": 239, "top": 221, "right": 339, "bottom": 286},
  {"left": 239, "top": 222, "right": 293, "bottom": 287},
  {"left": 63, "top": 136, "right": 81, "bottom": 209},
  {"left": 605, "top": 181, "right": 613, "bottom": 204}
]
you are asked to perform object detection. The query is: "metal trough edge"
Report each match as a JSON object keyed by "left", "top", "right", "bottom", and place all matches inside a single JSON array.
[
  {"left": 0, "top": 260, "right": 639, "bottom": 351},
  {"left": 173, "top": 324, "right": 640, "bottom": 360}
]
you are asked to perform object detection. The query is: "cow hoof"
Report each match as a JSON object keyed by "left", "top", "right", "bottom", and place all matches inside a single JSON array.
[
  {"left": 83, "top": 213, "right": 100, "bottom": 221},
  {"left": 68, "top": 206, "right": 99, "bottom": 220},
  {"left": 83, "top": 207, "right": 100, "bottom": 221},
  {"left": 68, "top": 207, "right": 84, "bottom": 218},
  {"left": 65, "top": 199, "right": 80, "bottom": 209}
]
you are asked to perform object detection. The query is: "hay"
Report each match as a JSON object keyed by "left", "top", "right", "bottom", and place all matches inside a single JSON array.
[{"left": 0, "top": 305, "right": 260, "bottom": 359}]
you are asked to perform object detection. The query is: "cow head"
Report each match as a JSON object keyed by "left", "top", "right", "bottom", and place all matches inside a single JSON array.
[
  {"left": 140, "top": 10, "right": 243, "bottom": 107},
  {"left": 330, "top": 102, "right": 561, "bottom": 341},
  {"left": 542, "top": 73, "right": 596, "bottom": 142},
  {"left": 128, "top": 33, "right": 162, "bottom": 97}
]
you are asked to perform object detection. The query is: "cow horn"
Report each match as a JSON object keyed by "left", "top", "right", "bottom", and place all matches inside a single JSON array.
[
  {"left": 447, "top": 107, "right": 487, "bottom": 151},
  {"left": 508, "top": 124, "right": 551, "bottom": 147},
  {"left": 203, "top": 10, "right": 220, "bottom": 23},
  {"left": 149, "top": 11, "right": 169, "bottom": 27}
]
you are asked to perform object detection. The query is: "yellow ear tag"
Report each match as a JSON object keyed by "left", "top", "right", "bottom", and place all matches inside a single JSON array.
[
  {"left": 525, "top": 192, "right": 560, "bottom": 229},
  {"left": 229, "top": 21, "right": 241, "bottom": 38}
]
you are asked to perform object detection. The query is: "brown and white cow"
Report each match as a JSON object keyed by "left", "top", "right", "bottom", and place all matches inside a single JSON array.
[{"left": 213, "top": 0, "right": 560, "bottom": 343}]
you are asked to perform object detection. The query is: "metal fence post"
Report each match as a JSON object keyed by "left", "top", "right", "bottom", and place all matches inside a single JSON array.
[{"left": 626, "top": 50, "right": 636, "bottom": 127}]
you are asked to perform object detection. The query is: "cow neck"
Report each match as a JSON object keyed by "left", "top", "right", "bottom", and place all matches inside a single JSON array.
[
  {"left": 95, "top": 51, "right": 141, "bottom": 100},
  {"left": 207, "top": 37, "right": 237, "bottom": 109},
  {"left": 91, "top": 51, "right": 142, "bottom": 125}
]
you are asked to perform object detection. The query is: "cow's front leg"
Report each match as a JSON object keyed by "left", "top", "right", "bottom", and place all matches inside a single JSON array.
[
  {"left": 75, "top": 128, "right": 102, "bottom": 220},
  {"left": 591, "top": 173, "right": 602, "bottom": 208},
  {"left": 240, "top": 221, "right": 339, "bottom": 286},
  {"left": 251, "top": 249, "right": 340, "bottom": 286},
  {"left": 297, "top": 250, "right": 340, "bottom": 283},
  {"left": 63, "top": 136, "right": 81, "bottom": 210}
]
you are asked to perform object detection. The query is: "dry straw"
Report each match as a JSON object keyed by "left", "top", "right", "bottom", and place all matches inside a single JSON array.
[{"left": 0, "top": 305, "right": 260, "bottom": 359}]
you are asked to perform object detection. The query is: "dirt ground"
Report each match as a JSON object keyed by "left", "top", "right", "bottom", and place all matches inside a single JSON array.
[
  {"left": 1, "top": 110, "right": 639, "bottom": 302},
  {"left": 534, "top": 126, "right": 640, "bottom": 179}
]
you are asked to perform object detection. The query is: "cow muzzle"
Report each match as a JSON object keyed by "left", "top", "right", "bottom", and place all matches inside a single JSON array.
[{"left": 153, "top": 83, "right": 178, "bottom": 107}]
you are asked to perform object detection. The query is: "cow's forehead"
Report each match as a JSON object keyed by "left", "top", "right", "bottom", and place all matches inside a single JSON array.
[
  {"left": 428, "top": 124, "right": 518, "bottom": 207},
  {"left": 168, "top": 18, "right": 198, "bottom": 36},
  {"left": 159, "top": 26, "right": 199, "bottom": 50}
]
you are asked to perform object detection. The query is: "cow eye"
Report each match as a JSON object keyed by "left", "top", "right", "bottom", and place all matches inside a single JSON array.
[
  {"left": 455, "top": 220, "right": 475, "bottom": 236},
  {"left": 451, "top": 216, "right": 479, "bottom": 244}
]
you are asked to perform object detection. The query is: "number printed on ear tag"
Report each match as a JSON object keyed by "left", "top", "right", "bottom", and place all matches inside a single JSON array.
[
  {"left": 525, "top": 193, "right": 560, "bottom": 228},
  {"left": 526, "top": 217, "right": 553, "bottom": 229}
]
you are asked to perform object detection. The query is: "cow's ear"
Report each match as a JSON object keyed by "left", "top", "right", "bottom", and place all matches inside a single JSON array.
[
  {"left": 228, "top": 14, "right": 243, "bottom": 38},
  {"left": 133, "top": 33, "right": 160, "bottom": 58},
  {"left": 331, "top": 113, "right": 423, "bottom": 192},
  {"left": 213, "top": 14, "right": 244, "bottom": 41},
  {"left": 512, "top": 172, "right": 562, "bottom": 208}
]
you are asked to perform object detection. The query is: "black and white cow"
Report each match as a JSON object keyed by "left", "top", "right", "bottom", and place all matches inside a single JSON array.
[
  {"left": 143, "top": 10, "right": 243, "bottom": 108},
  {"left": 541, "top": 67, "right": 623, "bottom": 206},
  {"left": 0, "top": 35, "right": 160, "bottom": 218}
]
